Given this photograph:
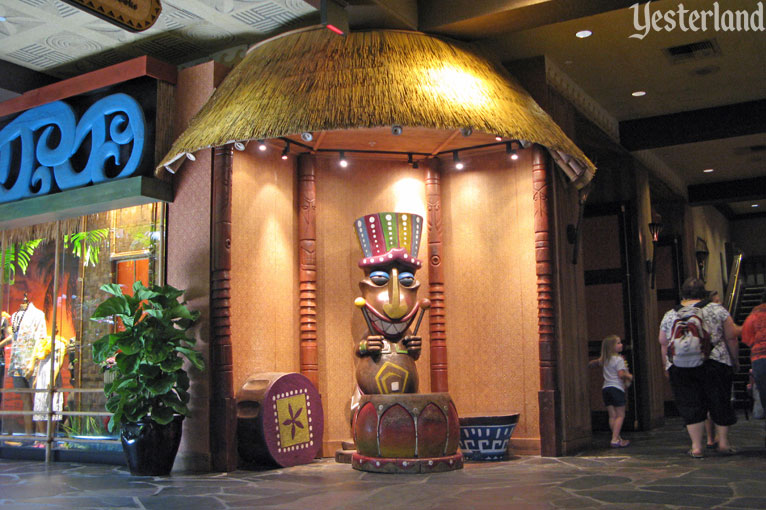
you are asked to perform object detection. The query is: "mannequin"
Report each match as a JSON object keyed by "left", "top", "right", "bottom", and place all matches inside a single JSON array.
[
  {"left": 0, "top": 311, "right": 11, "bottom": 413},
  {"left": 8, "top": 294, "right": 47, "bottom": 435}
]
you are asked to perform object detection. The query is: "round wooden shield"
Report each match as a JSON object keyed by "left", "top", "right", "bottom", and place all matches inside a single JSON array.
[{"left": 237, "top": 372, "right": 323, "bottom": 467}]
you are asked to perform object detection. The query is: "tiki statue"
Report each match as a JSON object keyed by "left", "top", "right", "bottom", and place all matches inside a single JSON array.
[{"left": 353, "top": 212, "right": 429, "bottom": 395}]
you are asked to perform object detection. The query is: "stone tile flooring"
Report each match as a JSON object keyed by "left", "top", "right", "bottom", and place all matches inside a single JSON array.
[{"left": 0, "top": 415, "right": 764, "bottom": 509}]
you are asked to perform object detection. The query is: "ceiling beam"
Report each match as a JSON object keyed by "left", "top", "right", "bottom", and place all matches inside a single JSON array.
[
  {"left": 370, "top": 0, "right": 418, "bottom": 30},
  {"left": 620, "top": 100, "right": 766, "bottom": 151},
  {"left": 419, "top": 0, "right": 636, "bottom": 38},
  {"left": 688, "top": 176, "right": 766, "bottom": 206}
]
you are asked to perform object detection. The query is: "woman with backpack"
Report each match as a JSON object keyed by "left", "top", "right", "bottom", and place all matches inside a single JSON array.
[{"left": 659, "top": 277, "right": 740, "bottom": 459}]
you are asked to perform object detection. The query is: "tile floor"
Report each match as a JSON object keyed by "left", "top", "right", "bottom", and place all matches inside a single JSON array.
[{"left": 0, "top": 414, "right": 764, "bottom": 509}]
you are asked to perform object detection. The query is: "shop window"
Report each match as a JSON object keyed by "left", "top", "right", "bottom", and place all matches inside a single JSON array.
[{"left": 0, "top": 203, "right": 165, "bottom": 460}]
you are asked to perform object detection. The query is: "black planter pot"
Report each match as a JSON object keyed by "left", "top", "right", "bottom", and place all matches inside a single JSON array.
[{"left": 121, "top": 415, "right": 184, "bottom": 476}]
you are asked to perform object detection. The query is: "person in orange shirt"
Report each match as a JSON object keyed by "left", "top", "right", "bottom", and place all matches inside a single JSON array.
[{"left": 741, "top": 303, "right": 766, "bottom": 445}]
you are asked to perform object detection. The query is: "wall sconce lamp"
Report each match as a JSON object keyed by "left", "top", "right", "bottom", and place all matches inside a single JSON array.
[
  {"left": 695, "top": 237, "right": 709, "bottom": 282},
  {"left": 647, "top": 222, "right": 663, "bottom": 289},
  {"left": 453, "top": 151, "right": 464, "bottom": 170}
]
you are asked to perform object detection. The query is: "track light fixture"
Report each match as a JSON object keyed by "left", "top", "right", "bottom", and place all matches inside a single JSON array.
[
  {"left": 506, "top": 141, "right": 519, "bottom": 161},
  {"left": 407, "top": 153, "right": 419, "bottom": 169},
  {"left": 453, "top": 150, "right": 464, "bottom": 170},
  {"left": 339, "top": 151, "right": 348, "bottom": 168},
  {"left": 281, "top": 141, "right": 290, "bottom": 160},
  {"left": 257, "top": 139, "right": 267, "bottom": 151},
  {"left": 495, "top": 135, "right": 502, "bottom": 141}
]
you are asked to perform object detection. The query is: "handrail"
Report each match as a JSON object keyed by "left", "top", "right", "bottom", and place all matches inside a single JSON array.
[{"left": 725, "top": 252, "right": 743, "bottom": 314}]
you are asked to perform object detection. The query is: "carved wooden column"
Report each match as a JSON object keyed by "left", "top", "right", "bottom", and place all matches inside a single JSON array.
[
  {"left": 210, "top": 144, "right": 237, "bottom": 471},
  {"left": 298, "top": 155, "right": 318, "bottom": 389},
  {"left": 533, "top": 144, "right": 560, "bottom": 457},
  {"left": 426, "top": 160, "right": 448, "bottom": 392}
]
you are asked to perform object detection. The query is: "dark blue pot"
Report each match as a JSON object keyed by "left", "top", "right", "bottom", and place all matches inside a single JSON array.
[{"left": 121, "top": 415, "right": 183, "bottom": 476}]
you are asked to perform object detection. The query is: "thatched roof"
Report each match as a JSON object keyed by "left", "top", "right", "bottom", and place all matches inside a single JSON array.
[{"left": 158, "top": 28, "right": 595, "bottom": 187}]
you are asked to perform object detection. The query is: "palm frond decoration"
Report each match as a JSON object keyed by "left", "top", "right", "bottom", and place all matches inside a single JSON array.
[
  {"left": 64, "top": 228, "right": 109, "bottom": 267},
  {"left": 3, "top": 239, "right": 43, "bottom": 285}
]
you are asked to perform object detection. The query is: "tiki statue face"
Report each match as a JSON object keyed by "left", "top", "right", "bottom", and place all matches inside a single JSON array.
[{"left": 354, "top": 212, "right": 423, "bottom": 340}]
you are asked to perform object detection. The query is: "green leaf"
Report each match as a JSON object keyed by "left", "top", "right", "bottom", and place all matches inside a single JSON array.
[
  {"left": 99, "top": 283, "right": 125, "bottom": 297},
  {"left": 91, "top": 297, "right": 129, "bottom": 319},
  {"left": 116, "top": 353, "right": 140, "bottom": 374},
  {"left": 152, "top": 406, "right": 174, "bottom": 425},
  {"left": 146, "top": 374, "right": 176, "bottom": 396}
]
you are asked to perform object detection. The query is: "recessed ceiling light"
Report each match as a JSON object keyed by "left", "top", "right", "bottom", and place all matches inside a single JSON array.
[
  {"left": 631, "top": 90, "right": 647, "bottom": 97},
  {"left": 576, "top": 30, "right": 592, "bottom": 38},
  {"left": 703, "top": 168, "right": 714, "bottom": 173}
]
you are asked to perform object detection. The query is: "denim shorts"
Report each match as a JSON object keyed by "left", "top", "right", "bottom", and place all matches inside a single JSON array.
[{"left": 602, "top": 386, "right": 626, "bottom": 407}]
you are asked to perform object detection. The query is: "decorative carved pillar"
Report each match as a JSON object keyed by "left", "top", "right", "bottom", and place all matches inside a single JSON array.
[
  {"left": 426, "top": 161, "right": 448, "bottom": 392},
  {"left": 533, "top": 145, "right": 560, "bottom": 457},
  {"left": 210, "top": 144, "right": 237, "bottom": 471},
  {"left": 298, "top": 155, "right": 318, "bottom": 389}
]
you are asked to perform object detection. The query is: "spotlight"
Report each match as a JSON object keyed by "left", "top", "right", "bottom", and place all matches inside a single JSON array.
[
  {"left": 407, "top": 153, "right": 419, "bottom": 169},
  {"left": 506, "top": 141, "right": 519, "bottom": 161},
  {"left": 301, "top": 132, "right": 314, "bottom": 142},
  {"left": 453, "top": 151, "right": 463, "bottom": 170},
  {"left": 339, "top": 151, "right": 348, "bottom": 168},
  {"left": 495, "top": 135, "right": 502, "bottom": 141},
  {"left": 257, "top": 139, "right": 267, "bottom": 151},
  {"left": 233, "top": 141, "right": 248, "bottom": 151},
  {"left": 391, "top": 125, "right": 403, "bottom": 136},
  {"left": 281, "top": 141, "right": 290, "bottom": 160},
  {"left": 460, "top": 127, "right": 472, "bottom": 137}
]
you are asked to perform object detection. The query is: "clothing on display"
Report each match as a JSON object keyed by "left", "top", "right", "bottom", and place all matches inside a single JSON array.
[{"left": 8, "top": 302, "right": 47, "bottom": 379}]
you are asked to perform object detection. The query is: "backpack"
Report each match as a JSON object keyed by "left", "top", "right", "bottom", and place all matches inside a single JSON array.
[{"left": 667, "top": 299, "right": 711, "bottom": 368}]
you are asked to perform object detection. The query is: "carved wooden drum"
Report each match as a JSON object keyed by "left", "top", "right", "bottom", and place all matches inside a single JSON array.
[
  {"left": 236, "top": 372, "right": 323, "bottom": 468},
  {"left": 352, "top": 392, "right": 463, "bottom": 473}
]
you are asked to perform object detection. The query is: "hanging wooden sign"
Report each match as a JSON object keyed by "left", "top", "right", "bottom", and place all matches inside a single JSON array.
[{"left": 60, "top": 0, "right": 162, "bottom": 32}]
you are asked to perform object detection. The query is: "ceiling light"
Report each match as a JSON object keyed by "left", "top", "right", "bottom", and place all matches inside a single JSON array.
[
  {"left": 453, "top": 151, "right": 464, "bottom": 170},
  {"left": 631, "top": 90, "right": 647, "bottom": 97},
  {"left": 460, "top": 127, "right": 473, "bottom": 137},
  {"left": 506, "top": 142, "right": 519, "bottom": 161},
  {"left": 703, "top": 168, "right": 714, "bottom": 173},
  {"left": 257, "top": 140, "right": 267, "bottom": 151},
  {"left": 575, "top": 30, "right": 592, "bottom": 38},
  {"left": 281, "top": 141, "right": 290, "bottom": 160},
  {"left": 233, "top": 141, "right": 247, "bottom": 151},
  {"left": 301, "top": 132, "right": 313, "bottom": 142},
  {"left": 495, "top": 135, "right": 502, "bottom": 141},
  {"left": 339, "top": 151, "right": 348, "bottom": 168},
  {"left": 752, "top": 204, "right": 760, "bottom": 208}
]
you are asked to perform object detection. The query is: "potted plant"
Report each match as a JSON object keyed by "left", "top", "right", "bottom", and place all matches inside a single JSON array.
[{"left": 91, "top": 281, "right": 204, "bottom": 476}]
